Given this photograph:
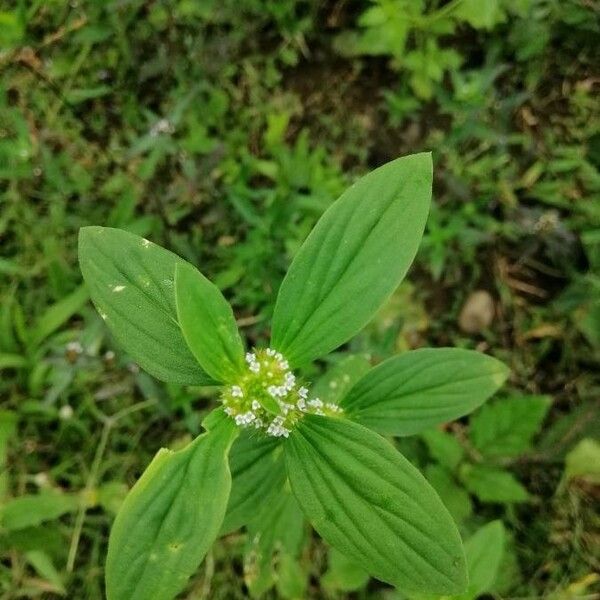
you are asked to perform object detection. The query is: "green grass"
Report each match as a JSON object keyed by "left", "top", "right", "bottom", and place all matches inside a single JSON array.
[{"left": 1, "top": 0, "right": 599, "bottom": 598}]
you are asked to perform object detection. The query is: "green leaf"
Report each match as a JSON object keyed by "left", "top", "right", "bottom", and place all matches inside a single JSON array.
[
  {"left": 97, "top": 482, "right": 129, "bottom": 516},
  {"left": 459, "top": 520, "right": 505, "bottom": 599},
  {"left": 341, "top": 348, "right": 509, "bottom": 436},
  {"left": 271, "top": 153, "right": 432, "bottom": 366},
  {"left": 0, "top": 353, "right": 27, "bottom": 370},
  {"left": 25, "top": 550, "right": 66, "bottom": 595},
  {"left": 564, "top": 438, "right": 600, "bottom": 484},
  {"left": 105, "top": 415, "right": 238, "bottom": 600},
  {"left": 175, "top": 261, "right": 245, "bottom": 383},
  {"left": 0, "top": 491, "right": 79, "bottom": 531},
  {"left": 455, "top": 0, "right": 506, "bottom": 30},
  {"left": 78, "top": 226, "right": 214, "bottom": 385},
  {"left": 421, "top": 429, "right": 465, "bottom": 471},
  {"left": 285, "top": 415, "right": 467, "bottom": 594},
  {"left": 460, "top": 465, "right": 529, "bottom": 504},
  {"left": 425, "top": 465, "right": 472, "bottom": 525},
  {"left": 276, "top": 553, "right": 307, "bottom": 600},
  {"left": 29, "top": 285, "right": 89, "bottom": 348},
  {"left": 220, "top": 431, "right": 286, "bottom": 535},
  {"left": 322, "top": 547, "right": 370, "bottom": 593},
  {"left": 469, "top": 395, "right": 551, "bottom": 457}
]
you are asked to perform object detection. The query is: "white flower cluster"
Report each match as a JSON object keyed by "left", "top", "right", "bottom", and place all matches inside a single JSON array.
[
  {"left": 221, "top": 348, "right": 343, "bottom": 438},
  {"left": 266, "top": 415, "right": 289, "bottom": 438}
]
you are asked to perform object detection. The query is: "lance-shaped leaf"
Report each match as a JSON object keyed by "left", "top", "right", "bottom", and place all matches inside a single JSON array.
[
  {"left": 220, "top": 431, "right": 286, "bottom": 535},
  {"left": 341, "top": 348, "right": 509, "bottom": 436},
  {"left": 175, "top": 261, "right": 245, "bottom": 383},
  {"left": 105, "top": 415, "right": 238, "bottom": 600},
  {"left": 285, "top": 415, "right": 467, "bottom": 595},
  {"left": 78, "top": 227, "right": 214, "bottom": 385},
  {"left": 271, "top": 153, "right": 432, "bottom": 366},
  {"left": 460, "top": 520, "right": 505, "bottom": 599}
]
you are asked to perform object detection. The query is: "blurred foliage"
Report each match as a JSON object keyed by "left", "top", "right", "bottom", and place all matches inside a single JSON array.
[{"left": 0, "top": 0, "right": 598, "bottom": 597}]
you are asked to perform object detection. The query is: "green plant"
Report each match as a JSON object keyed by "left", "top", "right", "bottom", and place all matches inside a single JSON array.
[
  {"left": 78, "top": 153, "right": 509, "bottom": 599},
  {"left": 336, "top": 0, "right": 534, "bottom": 101},
  {"left": 420, "top": 394, "right": 551, "bottom": 526}
]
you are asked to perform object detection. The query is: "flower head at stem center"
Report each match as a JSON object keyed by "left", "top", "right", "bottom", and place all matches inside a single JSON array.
[{"left": 220, "top": 348, "right": 342, "bottom": 438}]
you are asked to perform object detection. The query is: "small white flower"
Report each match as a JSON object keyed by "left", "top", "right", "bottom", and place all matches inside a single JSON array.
[
  {"left": 59, "top": 405, "right": 74, "bottom": 420},
  {"left": 33, "top": 472, "right": 49, "bottom": 487},
  {"left": 66, "top": 341, "right": 83, "bottom": 354}
]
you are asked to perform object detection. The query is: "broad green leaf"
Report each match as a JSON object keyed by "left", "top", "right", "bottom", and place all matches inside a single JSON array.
[
  {"left": 285, "top": 415, "right": 467, "bottom": 594},
  {"left": 105, "top": 415, "right": 238, "bottom": 600},
  {"left": 78, "top": 227, "right": 214, "bottom": 385},
  {"left": 425, "top": 465, "right": 472, "bottom": 525},
  {"left": 341, "top": 348, "right": 509, "bottom": 436},
  {"left": 244, "top": 488, "right": 305, "bottom": 598},
  {"left": 0, "top": 491, "right": 79, "bottom": 531},
  {"left": 310, "top": 354, "right": 371, "bottom": 405},
  {"left": 271, "top": 153, "right": 432, "bottom": 366},
  {"left": 322, "top": 547, "right": 370, "bottom": 593},
  {"left": 220, "top": 431, "right": 286, "bottom": 535},
  {"left": 458, "top": 520, "right": 505, "bottom": 600},
  {"left": 175, "top": 261, "right": 245, "bottom": 383},
  {"left": 29, "top": 284, "right": 89, "bottom": 348},
  {"left": 469, "top": 395, "right": 551, "bottom": 457},
  {"left": 460, "top": 465, "right": 529, "bottom": 504},
  {"left": 421, "top": 429, "right": 465, "bottom": 472}
]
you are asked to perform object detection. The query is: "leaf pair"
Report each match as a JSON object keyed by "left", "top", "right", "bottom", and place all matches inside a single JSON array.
[{"left": 79, "top": 154, "right": 433, "bottom": 388}]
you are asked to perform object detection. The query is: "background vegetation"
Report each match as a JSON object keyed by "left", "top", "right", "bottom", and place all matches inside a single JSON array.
[{"left": 0, "top": 0, "right": 599, "bottom": 598}]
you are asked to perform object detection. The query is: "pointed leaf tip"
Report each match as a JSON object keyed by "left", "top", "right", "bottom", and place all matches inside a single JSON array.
[
  {"left": 341, "top": 348, "right": 509, "bottom": 436},
  {"left": 175, "top": 261, "right": 245, "bottom": 383},
  {"left": 285, "top": 416, "right": 467, "bottom": 594}
]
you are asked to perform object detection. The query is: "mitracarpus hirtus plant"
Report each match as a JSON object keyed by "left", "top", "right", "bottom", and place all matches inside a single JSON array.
[{"left": 78, "top": 153, "right": 509, "bottom": 600}]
